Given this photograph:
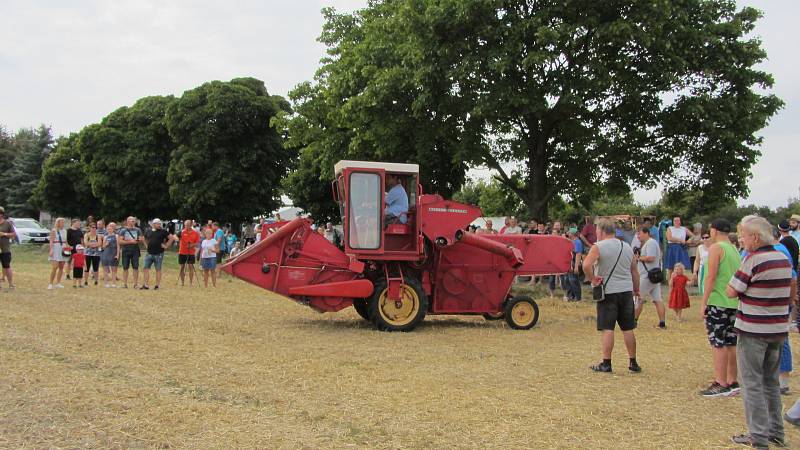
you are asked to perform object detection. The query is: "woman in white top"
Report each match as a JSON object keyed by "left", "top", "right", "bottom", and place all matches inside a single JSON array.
[
  {"left": 48, "top": 217, "right": 68, "bottom": 289},
  {"left": 665, "top": 216, "right": 693, "bottom": 279},
  {"left": 200, "top": 228, "right": 220, "bottom": 287}
]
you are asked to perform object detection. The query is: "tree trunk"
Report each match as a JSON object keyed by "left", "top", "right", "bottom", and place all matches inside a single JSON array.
[{"left": 523, "top": 122, "right": 550, "bottom": 222}]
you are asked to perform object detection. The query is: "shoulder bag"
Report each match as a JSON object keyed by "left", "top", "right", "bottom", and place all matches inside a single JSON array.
[
  {"left": 58, "top": 231, "right": 71, "bottom": 257},
  {"left": 592, "top": 241, "right": 623, "bottom": 302}
]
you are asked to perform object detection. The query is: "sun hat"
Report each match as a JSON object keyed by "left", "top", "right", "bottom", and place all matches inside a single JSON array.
[
  {"left": 790, "top": 214, "right": 800, "bottom": 222},
  {"left": 778, "top": 220, "right": 791, "bottom": 232}
]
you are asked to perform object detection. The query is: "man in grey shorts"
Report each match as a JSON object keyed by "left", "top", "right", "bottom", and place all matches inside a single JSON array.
[
  {"left": 634, "top": 226, "right": 667, "bottom": 329},
  {"left": 583, "top": 219, "right": 641, "bottom": 373}
]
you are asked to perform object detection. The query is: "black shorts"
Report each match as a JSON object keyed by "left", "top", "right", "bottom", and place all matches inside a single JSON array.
[
  {"left": 178, "top": 254, "right": 196, "bottom": 265},
  {"left": 120, "top": 246, "right": 140, "bottom": 270},
  {"left": 216, "top": 253, "right": 224, "bottom": 264},
  {"left": 73, "top": 267, "right": 84, "bottom": 279},
  {"left": 596, "top": 291, "right": 636, "bottom": 331},
  {"left": 0, "top": 252, "right": 10, "bottom": 269},
  {"left": 705, "top": 305, "right": 738, "bottom": 348}
]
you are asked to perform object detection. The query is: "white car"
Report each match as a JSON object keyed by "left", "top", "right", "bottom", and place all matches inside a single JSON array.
[{"left": 10, "top": 218, "right": 50, "bottom": 244}]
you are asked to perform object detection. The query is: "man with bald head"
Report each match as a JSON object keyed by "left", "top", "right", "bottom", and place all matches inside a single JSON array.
[{"left": 118, "top": 216, "right": 144, "bottom": 288}]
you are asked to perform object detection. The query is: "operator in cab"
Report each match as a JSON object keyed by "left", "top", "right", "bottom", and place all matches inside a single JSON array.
[{"left": 384, "top": 173, "right": 408, "bottom": 225}]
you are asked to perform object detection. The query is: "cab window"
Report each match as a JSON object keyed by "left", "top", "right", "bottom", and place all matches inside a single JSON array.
[{"left": 348, "top": 172, "right": 381, "bottom": 250}]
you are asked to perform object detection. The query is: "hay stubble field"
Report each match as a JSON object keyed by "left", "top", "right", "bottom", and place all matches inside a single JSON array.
[{"left": 2, "top": 246, "right": 799, "bottom": 449}]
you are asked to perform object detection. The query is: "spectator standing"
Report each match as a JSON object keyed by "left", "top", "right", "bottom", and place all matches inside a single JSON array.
[
  {"left": 579, "top": 216, "right": 597, "bottom": 250},
  {"left": 65, "top": 218, "right": 84, "bottom": 280},
  {"left": 100, "top": 222, "right": 120, "bottom": 287},
  {"left": 692, "top": 232, "right": 711, "bottom": 294},
  {"left": 499, "top": 217, "right": 510, "bottom": 234},
  {"left": 687, "top": 222, "right": 704, "bottom": 270},
  {"left": 668, "top": 263, "right": 690, "bottom": 321},
  {"left": 699, "top": 219, "right": 742, "bottom": 397},
  {"left": 728, "top": 215, "right": 794, "bottom": 449},
  {"left": 225, "top": 228, "right": 238, "bottom": 257},
  {"left": 620, "top": 221, "right": 635, "bottom": 244},
  {"left": 82, "top": 223, "right": 102, "bottom": 286},
  {"left": 71, "top": 245, "right": 85, "bottom": 288},
  {"left": 48, "top": 217, "right": 68, "bottom": 289},
  {"left": 778, "top": 220, "right": 799, "bottom": 270},
  {"left": 563, "top": 227, "right": 583, "bottom": 301},
  {"left": 633, "top": 226, "right": 666, "bottom": 328},
  {"left": 323, "top": 222, "right": 342, "bottom": 247},
  {"left": 478, "top": 219, "right": 497, "bottom": 234},
  {"left": 118, "top": 216, "right": 143, "bottom": 289},
  {"left": 789, "top": 214, "right": 800, "bottom": 242},
  {"left": 96, "top": 219, "right": 107, "bottom": 237},
  {"left": 503, "top": 217, "right": 522, "bottom": 234},
  {"left": 551, "top": 221, "right": 563, "bottom": 236},
  {"left": 178, "top": 219, "right": 200, "bottom": 287},
  {"left": 142, "top": 219, "right": 174, "bottom": 290},
  {"left": 200, "top": 228, "right": 220, "bottom": 287},
  {"left": 0, "top": 209, "right": 16, "bottom": 290},
  {"left": 582, "top": 219, "right": 641, "bottom": 373},
  {"left": 665, "top": 216, "right": 693, "bottom": 279},
  {"left": 212, "top": 222, "right": 226, "bottom": 277}
]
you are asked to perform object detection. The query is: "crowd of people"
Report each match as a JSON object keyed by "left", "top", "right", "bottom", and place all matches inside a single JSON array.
[{"left": 42, "top": 216, "right": 245, "bottom": 290}]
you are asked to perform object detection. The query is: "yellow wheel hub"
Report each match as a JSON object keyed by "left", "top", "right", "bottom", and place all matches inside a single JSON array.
[
  {"left": 378, "top": 285, "right": 420, "bottom": 326},
  {"left": 511, "top": 302, "right": 535, "bottom": 327}
]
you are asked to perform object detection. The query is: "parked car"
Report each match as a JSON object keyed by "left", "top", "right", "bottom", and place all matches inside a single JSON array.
[{"left": 10, "top": 217, "right": 50, "bottom": 244}]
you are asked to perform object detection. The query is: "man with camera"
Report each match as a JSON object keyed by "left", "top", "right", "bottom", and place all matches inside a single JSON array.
[
  {"left": 582, "top": 219, "right": 641, "bottom": 373},
  {"left": 633, "top": 226, "right": 666, "bottom": 328}
]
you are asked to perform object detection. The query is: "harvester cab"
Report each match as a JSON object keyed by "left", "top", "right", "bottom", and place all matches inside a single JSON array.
[
  {"left": 332, "top": 160, "right": 421, "bottom": 259},
  {"left": 223, "top": 160, "right": 574, "bottom": 332}
]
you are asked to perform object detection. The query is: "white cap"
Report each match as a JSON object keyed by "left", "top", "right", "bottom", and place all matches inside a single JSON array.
[{"left": 152, "top": 218, "right": 162, "bottom": 225}]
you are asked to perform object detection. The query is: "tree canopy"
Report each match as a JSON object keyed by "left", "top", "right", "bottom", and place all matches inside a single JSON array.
[
  {"left": 1, "top": 125, "right": 53, "bottom": 216},
  {"left": 32, "top": 133, "right": 99, "bottom": 218},
  {"left": 284, "top": 0, "right": 781, "bottom": 221},
  {"left": 166, "top": 78, "right": 292, "bottom": 224}
]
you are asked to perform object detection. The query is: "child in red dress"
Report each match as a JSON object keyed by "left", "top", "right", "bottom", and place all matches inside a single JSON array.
[
  {"left": 668, "top": 262, "right": 690, "bottom": 321},
  {"left": 72, "top": 245, "right": 86, "bottom": 288}
]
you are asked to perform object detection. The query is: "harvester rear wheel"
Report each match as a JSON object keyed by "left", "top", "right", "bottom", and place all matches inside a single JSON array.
[
  {"left": 369, "top": 276, "right": 427, "bottom": 332},
  {"left": 353, "top": 299, "right": 371, "bottom": 321},
  {"left": 504, "top": 295, "right": 539, "bottom": 330}
]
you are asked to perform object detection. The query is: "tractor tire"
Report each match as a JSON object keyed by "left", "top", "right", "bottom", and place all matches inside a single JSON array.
[
  {"left": 353, "top": 299, "right": 371, "bottom": 321},
  {"left": 504, "top": 295, "right": 539, "bottom": 330},
  {"left": 369, "top": 275, "right": 428, "bottom": 332},
  {"left": 482, "top": 312, "right": 505, "bottom": 321}
]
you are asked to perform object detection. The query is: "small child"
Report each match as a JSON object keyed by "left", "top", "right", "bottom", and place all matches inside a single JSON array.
[
  {"left": 72, "top": 245, "right": 86, "bottom": 288},
  {"left": 229, "top": 241, "right": 242, "bottom": 259},
  {"left": 200, "top": 228, "right": 219, "bottom": 288},
  {"left": 668, "top": 262, "right": 690, "bottom": 321}
]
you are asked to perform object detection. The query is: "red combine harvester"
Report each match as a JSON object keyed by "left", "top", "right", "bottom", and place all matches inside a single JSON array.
[{"left": 222, "top": 161, "right": 572, "bottom": 331}]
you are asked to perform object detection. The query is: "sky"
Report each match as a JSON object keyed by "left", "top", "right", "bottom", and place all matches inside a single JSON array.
[{"left": 1, "top": 0, "right": 797, "bottom": 207}]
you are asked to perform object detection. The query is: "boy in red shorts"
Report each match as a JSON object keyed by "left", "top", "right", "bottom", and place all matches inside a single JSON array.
[{"left": 72, "top": 245, "right": 86, "bottom": 288}]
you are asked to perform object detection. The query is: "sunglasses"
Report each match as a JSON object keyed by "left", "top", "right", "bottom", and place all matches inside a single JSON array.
[{"left": 702, "top": 235, "right": 710, "bottom": 239}]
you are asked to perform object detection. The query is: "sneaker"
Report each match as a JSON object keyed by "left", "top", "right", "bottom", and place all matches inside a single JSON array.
[
  {"left": 590, "top": 362, "right": 612, "bottom": 373},
  {"left": 47, "top": 284, "right": 53, "bottom": 290},
  {"left": 55, "top": 284, "right": 64, "bottom": 289},
  {"left": 658, "top": 323, "right": 667, "bottom": 330},
  {"left": 727, "top": 382, "right": 741, "bottom": 396},
  {"left": 154, "top": 285, "right": 159, "bottom": 290},
  {"left": 629, "top": 361, "right": 642, "bottom": 373},
  {"left": 133, "top": 284, "right": 139, "bottom": 289},
  {"left": 140, "top": 285, "right": 149, "bottom": 290},
  {"left": 785, "top": 412, "right": 800, "bottom": 427},
  {"left": 700, "top": 382, "right": 730, "bottom": 397},
  {"left": 105, "top": 283, "right": 110, "bottom": 288},
  {"left": 731, "top": 433, "right": 768, "bottom": 449},
  {"left": 111, "top": 284, "right": 117, "bottom": 288},
  {"left": 84, "top": 281, "right": 88, "bottom": 286},
  {"left": 769, "top": 436, "right": 788, "bottom": 448}
]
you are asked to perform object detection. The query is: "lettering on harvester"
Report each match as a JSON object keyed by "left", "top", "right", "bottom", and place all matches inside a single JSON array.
[{"left": 428, "top": 207, "right": 468, "bottom": 214}]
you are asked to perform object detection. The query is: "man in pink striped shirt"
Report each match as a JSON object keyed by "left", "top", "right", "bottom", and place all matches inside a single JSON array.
[{"left": 727, "top": 215, "right": 794, "bottom": 449}]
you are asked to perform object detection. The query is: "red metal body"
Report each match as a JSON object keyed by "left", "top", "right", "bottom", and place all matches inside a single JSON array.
[{"left": 222, "top": 161, "right": 573, "bottom": 331}]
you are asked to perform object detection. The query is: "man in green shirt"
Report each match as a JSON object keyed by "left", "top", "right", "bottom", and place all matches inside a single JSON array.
[{"left": 699, "top": 219, "right": 743, "bottom": 397}]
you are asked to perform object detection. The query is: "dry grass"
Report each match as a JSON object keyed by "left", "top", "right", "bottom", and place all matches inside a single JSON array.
[{"left": 1, "top": 246, "right": 799, "bottom": 449}]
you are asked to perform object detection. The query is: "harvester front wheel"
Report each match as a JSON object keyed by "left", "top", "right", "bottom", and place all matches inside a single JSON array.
[
  {"left": 504, "top": 296, "right": 539, "bottom": 330},
  {"left": 353, "top": 299, "right": 371, "bottom": 321},
  {"left": 369, "top": 276, "right": 427, "bottom": 332}
]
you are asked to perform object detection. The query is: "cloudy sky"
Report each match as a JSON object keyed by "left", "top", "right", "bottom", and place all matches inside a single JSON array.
[{"left": 1, "top": 0, "right": 797, "bottom": 207}]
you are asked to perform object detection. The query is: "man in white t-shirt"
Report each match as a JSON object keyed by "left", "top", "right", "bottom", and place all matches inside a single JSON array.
[
  {"left": 634, "top": 226, "right": 667, "bottom": 329},
  {"left": 503, "top": 216, "right": 522, "bottom": 234}
]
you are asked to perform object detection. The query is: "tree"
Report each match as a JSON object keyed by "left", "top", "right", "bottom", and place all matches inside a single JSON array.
[
  {"left": 0, "top": 126, "right": 16, "bottom": 207},
  {"left": 1, "top": 125, "right": 53, "bottom": 216},
  {"left": 453, "top": 179, "right": 525, "bottom": 218},
  {"left": 294, "top": 1, "right": 781, "bottom": 221},
  {"left": 165, "top": 78, "right": 292, "bottom": 223},
  {"left": 32, "top": 133, "right": 99, "bottom": 218},
  {"left": 78, "top": 96, "right": 177, "bottom": 220}
]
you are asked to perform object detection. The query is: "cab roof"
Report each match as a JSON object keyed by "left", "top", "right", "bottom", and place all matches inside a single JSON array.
[{"left": 334, "top": 160, "right": 419, "bottom": 176}]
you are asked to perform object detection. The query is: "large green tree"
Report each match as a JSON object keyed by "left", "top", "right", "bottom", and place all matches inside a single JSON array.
[
  {"left": 77, "top": 96, "right": 177, "bottom": 220},
  {"left": 165, "top": 77, "right": 292, "bottom": 223},
  {"left": 1, "top": 125, "right": 53, "bottom": 216},
  {"left": 0, "top": 126, "right": 16, "bottom": 208},
  {"left": 288, "top": 0, "right": 781, "bottom": 221},
  {"left": 32, "top": 133, "right": 99, "bottom": 217}
]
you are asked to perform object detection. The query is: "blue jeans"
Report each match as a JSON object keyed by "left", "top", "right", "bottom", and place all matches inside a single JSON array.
[
  {"left": 143, "top": 253, "right": 164, "bottom": 271},
  {"left": 564, "top": 272, "right": 582, "bottom": 300}
]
